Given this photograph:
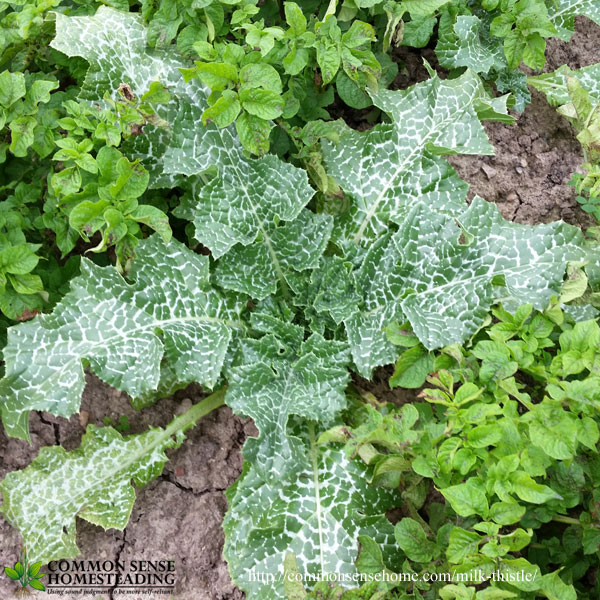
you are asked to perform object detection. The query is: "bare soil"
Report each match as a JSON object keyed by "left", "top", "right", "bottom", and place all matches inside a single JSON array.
[
  {"left": 1, "top": 16, "right": 599, "bottom": 600},
  {"left": 448, "top": 19, "right": 600, "bottom": 227}
]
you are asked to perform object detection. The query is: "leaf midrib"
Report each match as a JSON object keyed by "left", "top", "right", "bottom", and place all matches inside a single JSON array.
[{"left": 352, "top": 103, "right": 475, "bottom": 244}]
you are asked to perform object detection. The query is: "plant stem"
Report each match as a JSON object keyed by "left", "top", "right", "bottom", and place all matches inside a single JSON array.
[
  {"left": 166, "top": 386, "right": 227, "bottom": 437},
  {"left": 552, "top": 515, "right": 581, "bottom": 526}
]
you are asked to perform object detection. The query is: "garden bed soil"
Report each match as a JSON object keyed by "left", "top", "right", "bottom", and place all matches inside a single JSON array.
[{"left": 1, "top": 16, "right": 599, "bottom": 600}]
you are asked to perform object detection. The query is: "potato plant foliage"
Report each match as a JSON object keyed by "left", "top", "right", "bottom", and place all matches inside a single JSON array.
[{"left": 0, "top": 1, "right": 599, "bottom": 600}]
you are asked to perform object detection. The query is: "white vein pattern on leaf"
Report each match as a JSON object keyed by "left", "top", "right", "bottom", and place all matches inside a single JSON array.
[
  {"left": 226, "top": 332, "right": 349, "bottom": 482},
  {"left": 168, "top": 103, "right": 327, "bottom": 299},
  {"left": 344, "top": 198, "right": 589, "bottom": 376},
  {"left": 1, "top": 424, "right": 183, "bottom": 563},
  {"left": 50, "top": 7, "right": 330, "bottom": 300},
  {"left": 549, "top": 0, "right": 600, "bottom": 39},
  {"left": 50, "top": 7, "right": 192, "bottom": 188},
  {"left": 1, "top": 236, "right": 244, "bottom": 438},
  {"left": 530, "top": 63, "right": 600, "bottom": 105},
  {"left": 322, "top": 70, "right": 497, "bottom": 245},
  {"left": 436, "top": 16, "right": 506, "bottom": 74},
  {"left": 223, "top": 424, "right": 397, "bottom": 600}
]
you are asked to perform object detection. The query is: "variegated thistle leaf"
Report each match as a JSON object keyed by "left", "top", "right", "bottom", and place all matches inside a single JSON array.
[
  {"left": 345, "top": 198, "right": 589, "bottom": 376},
  {"left": 172, "top": 120, "right": 331, "bottom": 299},
  {"left": 436, "top": 15, "right": 506, "bottom": 75},
  {"left": 0, "top": 235, "right": 245, "bottom": 440},
  {"left": 529, "top": 63, "right": 600, "bottom": 106},
  {"left": 223, "top": 422, "right": 398, "bottom": 600},
  {"left": 226, "top": 306, "right": 350, "bottom": 482},
  {"left": 321, "top": 69, "right": 512, "bottom": 246},
  {"left": 0, "top": 390, "right": 225, "bottom": 564},
  {"left": 549, "top": 0, "right": 600, "bottom": 40}
]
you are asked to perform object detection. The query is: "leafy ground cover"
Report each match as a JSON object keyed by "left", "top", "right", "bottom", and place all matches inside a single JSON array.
[{"left": 0, "top": 1, "right": 600, "bottom": 599}]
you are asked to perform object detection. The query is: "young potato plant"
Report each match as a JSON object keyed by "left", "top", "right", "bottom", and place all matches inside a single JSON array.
[
  {"left": 0, "top": 2, "right": 599, "bottom": 600},
  {"left": 311, "top": 300, "right": 600, "bottom": 599}
]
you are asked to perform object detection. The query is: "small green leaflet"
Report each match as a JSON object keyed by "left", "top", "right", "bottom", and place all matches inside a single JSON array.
[
  {"left": 0, "top": 235, "right": 244, "bottom": 440},
  {"left": 226, "top": 311, "right": 349, "bottom": 482},
  {"left": 223, "top": 423, "right": 397, "bottom": 600},
  {"left": 321, "top": 69, "right": 511, "bottom": 246},
  {"left": 345, "top": 198, "right": 589, "bottom": 375},
  {"left": 0, "top": 391, "right": 224, "bottom": 564},
  {"left": 549, "top": 0, "right": 600, "bottom": 40},
  {"left": 529, "top": 63, "right": 600, "bottom": 106}
]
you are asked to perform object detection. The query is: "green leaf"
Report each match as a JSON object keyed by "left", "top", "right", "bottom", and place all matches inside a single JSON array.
[
  {"left": 52, "top": 166, "right": 82, "bottom": 197},
  {"left": 0, "top": 236, "right": 245, "bottom": 439},
  {"left": 239, "top": 63, "right": 282, "bottom": 94},
  {"left": 336, "top": 72, "right": 371, "bottom": 109},
  {"left": 540, "top": 571, "right": 577, "bottom": 600},
  {"left": 0, "top": 245, "right": 39, "bottom": 275},
  {"left": 490, "top": 501, "right": 525, "bottom": 525},
  {"left": 355, "top": 535, "right": 386, "bottom": 573},
  {"left": 9, "top": 116, "right": 37, "bottom": 157},
  {"left": 23, "top": 79, "right": 59, "bottom": 113},
  {"left": 0, "top": 390, "right": 224, "bottom": 563},
  {"left": 129, "top": 205, "right": 172, "bottom": 243},
  {"left": 283, "top": 553, "right": 307, "bottom": 600},
  {"left": 190, "top": 62, "right": 238, "bottom": 91},
  {"left": 401, "top": 0, "right": 451, "bottom": 18},
  {"left": 8, "top": 273, "right": 44, "bottom": 295},
  {"left": 28, "top": 562, "right": 42, "bottom": 577},
  {"left": 527, "top": 405, "right": 578, "bottom": 459},
  {"left": 316, "top": 42, "right": 341, "bottom": 85},
  {"left": 395, "top": 518, "right": 437, "bottom": 562},
  {"left": 235, "top": 111, "right": 272, "bottom": 155},
  {"left": 224, "top": 423, "right": 397, "bottom": 599},
  {"left": 503, "top": 29, "right": 526, "bottom": 70},
  {"left": 441, "top": 479, "right": 489, "bottom": 518},
  {"left": 4, "top": 567, "right": 20, "bottom": 580},
  {"left": 389, "top": 345, "right": 434, "bottom": 388},
  {"left": 285, "top": 2, "right": 307, "bottom": 36},
  {"left": 239, "top": 89, "right": 284, "bottom": 120},
  {"left": 447, "top": 527, "right": 482, "bottom": 563},
  {"left": 97, "top": 147, "right": 149, "bottom": 202},
  {"left": 402, "top": 16, "right": 437, "bottom": 48},
  {"left": 342, "top": 20, "right": 376, "bottom": 48},
  {"left": 522, "top": 34, "right": 545, "bottom": 70},
  {"left": 202, "top": 90, "right": 241, "bottom": 128},
  {"left": 29, "top": 579, "right": 46, "bottom": 591},
  {"left": 467, "top": 424, "right": 502, "bottom": 448},
  {"left": 0, "top": 71, "right": 26, "bottom": 107},
  {"left": 510, "top": 471, "right": 562, "bottom": 504},
  {"left": 496, "top": 558, "right": 541, "bottom": 592}
]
